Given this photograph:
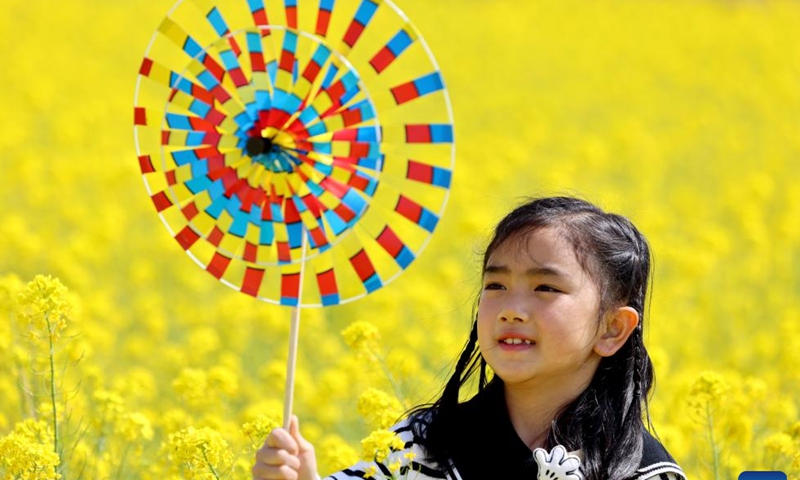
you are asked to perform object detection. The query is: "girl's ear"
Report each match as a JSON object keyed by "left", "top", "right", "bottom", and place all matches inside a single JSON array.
[{"left": 593, "top": 306, "right": 640, "bottom": 357}]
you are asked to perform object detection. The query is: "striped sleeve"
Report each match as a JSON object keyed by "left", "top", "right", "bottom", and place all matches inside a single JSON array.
[
  {"left": 638, "top": 474, "right": 683, "bottom": 480},
  {"left": 323, "top": 420, "right": 453, "bottom": 480},
  {"left": 634, "top": 462, "right": 687, "bottom": 480}
]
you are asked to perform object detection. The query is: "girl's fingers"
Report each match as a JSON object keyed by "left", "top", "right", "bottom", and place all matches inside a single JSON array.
[
  {"left": 251, "top": 462, "right": 299, "bottom": 480},
  {"left": 264, "top": 428, "right": 300, "bottom": 455},
  {"left": 253, "top": 420, "right": 318, "bottom": 480},
  {"left": 288, "top": 415, "right": 314, "bottom": 452},
  {"left": 255, "top": 447, "right": 302, "bottom": 470}
]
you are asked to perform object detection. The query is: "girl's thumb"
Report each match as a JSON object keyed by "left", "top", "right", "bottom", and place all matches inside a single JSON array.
[{"left": 289, "top": 415, "right": 313, "bottom": 451}]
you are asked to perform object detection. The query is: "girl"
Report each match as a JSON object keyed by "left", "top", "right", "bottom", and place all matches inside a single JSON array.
[{"left": 252, "top": 196, "right": 686, "bottom": 480}]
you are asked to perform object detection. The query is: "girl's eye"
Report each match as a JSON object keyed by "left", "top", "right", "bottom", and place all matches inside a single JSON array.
[
  {"left": 534, "top": 285, "right": 561, "bottom": 293},
  {"left": 484, "top": 282, "right": 505, "bottom": 290}
]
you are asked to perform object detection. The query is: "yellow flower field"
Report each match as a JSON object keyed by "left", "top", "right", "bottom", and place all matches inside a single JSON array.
[{"left": 2, "top": 0, "right": 800, "bottom": 478}]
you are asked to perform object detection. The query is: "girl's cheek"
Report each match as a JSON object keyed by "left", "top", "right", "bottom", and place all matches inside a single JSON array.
[{"left": 476, "top": 297, "right": 493, "bottom": 317}]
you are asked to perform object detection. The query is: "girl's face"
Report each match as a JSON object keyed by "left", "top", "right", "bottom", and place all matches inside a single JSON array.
[{"left": 477, "top": 226, "right": 605, "bottom": 388}]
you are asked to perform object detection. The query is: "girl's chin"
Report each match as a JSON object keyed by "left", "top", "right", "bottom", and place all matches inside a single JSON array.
[{"left": 490, "top": 368, "right": 541, "bottom": 385}]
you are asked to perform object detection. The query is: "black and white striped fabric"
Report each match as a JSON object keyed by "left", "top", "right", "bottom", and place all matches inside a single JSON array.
[
  {"left": 632, "top": 463, "right": 686, "bottom": 480},
  {"left": 323, "top": 419, "right": 686, "bottom": 480},
  {"left": 325, "top": 381, "right": 686, "bottom": 480}
]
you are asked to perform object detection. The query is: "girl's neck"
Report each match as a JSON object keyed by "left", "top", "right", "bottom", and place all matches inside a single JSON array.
[{"left": 502, "top": 374, "right": 593, "bottom": 450}]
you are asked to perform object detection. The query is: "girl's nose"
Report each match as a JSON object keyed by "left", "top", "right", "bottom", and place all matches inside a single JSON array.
[{"left": 498, "top": 298, "right": 529, "bottom": 323}]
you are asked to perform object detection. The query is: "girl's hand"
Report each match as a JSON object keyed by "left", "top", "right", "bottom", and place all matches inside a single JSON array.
[{"left": 252, "top": 415, "right": 319, "bottom": 480}]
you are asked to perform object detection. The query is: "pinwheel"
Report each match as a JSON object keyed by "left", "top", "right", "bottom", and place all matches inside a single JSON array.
[{"left": 133, "top": 0, "right": 454, "bottom": 425}]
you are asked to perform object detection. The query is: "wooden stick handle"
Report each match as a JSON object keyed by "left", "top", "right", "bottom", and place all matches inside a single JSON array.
[
  {"left": 283, "top": 232, "right": 308, "bottom": 430},
  {"left": 283, "top": 304, "right": 301, "bottom": 429}
]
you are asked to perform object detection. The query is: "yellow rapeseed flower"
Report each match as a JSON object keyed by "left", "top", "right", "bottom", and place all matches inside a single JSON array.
[
  {"left": 93, "top": 389, "right": 124, "bottom": 417},
  {"left": 360, "top": 429, "right": 405, "bottom": 463},
  {"left": 388, "top": 459, "right": 402, "bottom": 474},
  {"left": 0, "top": 434, "right": 61, "bottom": 480},
  {"left": 241, "top": 414, "right": 279, "bottom": 446},
  {"left": 317, "top": 435, "right": 359, "bottom": 473},
  {"left": 357, "top": 388, "right": 404, "bottom": 430},
  {"left": 173, "top": 368, "right": 210, "bottom": 409},
  {"left": 187, "top": 326, "right": 221, "bottom": 362},
  {"left": 363, "top": 464, "right": 378, "bottom": 479},
  {"left": 160, "top": 409, "right": 194, "bottom": 434},
  {"left": 116, "top": 411, "right": 154, "bottom": 442},
  {"left": 788, "top": 421, "right": 800, "bottom": 440},
  {"left": 0, "top": 275, "right": 24, "bottom": 307},
  {"left": 341, "top": 321, "right": 381, "bottom": 354},
  {"left": 0, "top": 419, "right": 60, "bottom": 480},
  {"left": 207, "top": 365, "right": 239, "bottom": 398},
  {"left": 0, "top": 273, "right": 23, "bottom": 351},
  {"left": 763, "top": 432, "right": 795, "bottom": 457},
  {"left": 112, "top": 367, "right": 157, "bottom": 402},
  {"left": 687, "top": 370, "right": 730, "bottom": 414},
  {"left": 7, "top": 419, "right": 53, "bottom": 445},
  {"left": 165, "top": 426, "right": 233, "bottom": 478},
  {"left": 17, "top": 275, "right": 70, "bottom": 342}
]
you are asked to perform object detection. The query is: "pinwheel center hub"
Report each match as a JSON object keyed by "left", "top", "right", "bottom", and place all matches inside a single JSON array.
[
  {"left": 246, "top": 136, "right": 274, "bottom": 157},
  {"left": 246, "top": 135, "right": 298, "bottom": 173}
]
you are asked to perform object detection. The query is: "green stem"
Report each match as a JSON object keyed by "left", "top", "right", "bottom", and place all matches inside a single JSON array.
[
  {"left": 372, "top": 351, "right": 407, "bottom": 408},
  {"left": 202, "top": 448, "right": 222, "bottom": 480},
  {"left": 706, "top": 402, "right": 719, "bottom": 480},
  {"left": 45, "top": 312, "right": 60, "bottom": 474},
  {"left": 115, "top": 444, "right": 130, "bottom": 480}
]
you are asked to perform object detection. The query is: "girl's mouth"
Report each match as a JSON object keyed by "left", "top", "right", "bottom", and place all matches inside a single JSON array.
[
  {"left": 500, "top": 338, "right": 534, "bottom": 345},
  {"left": 498, "top": 337, "right": 536, "bottom": 350}
]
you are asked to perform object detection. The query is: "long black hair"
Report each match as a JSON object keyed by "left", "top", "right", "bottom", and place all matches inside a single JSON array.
[{"left": 409, "top": 196, "right": 655, "bottom": 480}]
